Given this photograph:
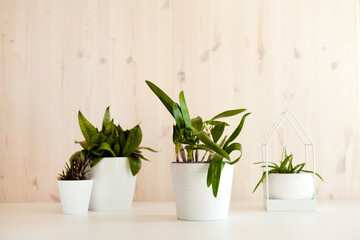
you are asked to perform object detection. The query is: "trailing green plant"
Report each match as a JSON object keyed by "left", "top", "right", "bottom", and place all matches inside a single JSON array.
[
  {"left": 146, "top": 80, "right": 250, "bottom": 197},
  {"left": 58, "top": 151, "right": 90, "bottom": 180},
  {"left": 76, "top": 107, "right": 156, "bottom": 176},
  {"left": 252, "top": 147, "right": 324, "bottom": 193}
]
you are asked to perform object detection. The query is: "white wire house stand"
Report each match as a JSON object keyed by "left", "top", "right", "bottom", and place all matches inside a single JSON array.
[{"left": 263, "top": 110, "right": 316, "bottom": 211}]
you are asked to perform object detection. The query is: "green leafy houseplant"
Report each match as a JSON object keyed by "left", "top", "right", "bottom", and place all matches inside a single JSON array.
[
  {"left": 76, "top": 107, "right": 155, "bottom": 176},
  {"left": 58, "top": 151, "right": 90, "bottom": 180},
  {"left": 252, "top": 147, "right": 324, "bottom": 193},
  {"left": 146, "top": 80, "right": 250, "bottom": 197}
]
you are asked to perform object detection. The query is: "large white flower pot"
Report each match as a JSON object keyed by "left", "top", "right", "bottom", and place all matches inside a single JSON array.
[
  {"left": 267, "top": 173, "right": 314, "bottom": 199},
  {"left": 89, "top": 157, "right": 136, "bottom": 211},
  {"left": 171, "top": 162, "right": 234, "bottom": 221},
  {"left": 57, "top": 180, "right": 93, "bottom": 215}
]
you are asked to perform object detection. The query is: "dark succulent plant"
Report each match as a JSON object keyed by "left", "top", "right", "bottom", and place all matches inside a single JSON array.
[
  {"left": 252, "top": 147, "right": 324, "bottom": 193},
  {"left": 58, "top": 151, "right": 90, "bottom": 180},
  {"left": 146, "top": 80, "right": 250, "bottom": 197}
]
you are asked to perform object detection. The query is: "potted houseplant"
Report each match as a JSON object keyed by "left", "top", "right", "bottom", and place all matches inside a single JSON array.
[
  {"left": 146, "top": 80, "right": 250, "bottom": 220},
  {"left": 57, "top": 151, "right": 93, "bottom": 214},
  {"left": 253, "top": 147, "right": 323, "bottom": 199},
  {"left": 76, "top": 107, "right": 155, "bottom": 211}
]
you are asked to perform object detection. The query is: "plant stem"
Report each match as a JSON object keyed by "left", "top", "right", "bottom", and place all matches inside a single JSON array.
[
  {"left": 200, "top": 151, "right": 208, "bottom": 162},
  {"left": 207, "top": 153, "right": 214, "bottom": 162},
  {"left": 179, "top": 144, "right": 186, "bottom": 162}
]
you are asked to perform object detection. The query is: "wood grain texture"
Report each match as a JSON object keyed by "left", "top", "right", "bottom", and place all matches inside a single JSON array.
[{"left": 0, "top": 0, "right": 359, "bottom": 202}]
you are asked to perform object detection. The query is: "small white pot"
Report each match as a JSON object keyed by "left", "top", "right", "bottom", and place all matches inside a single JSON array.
[
  {"left": 57, "top": 180, "right": 93, "bottom": 215},
  {"left": 266, "top": 173, "right": 314, "bottom": 199},
  {"left": 171, "top": 162, "right": 234, "bottom": 221},
  {"left": 89, "top": 157, "right": 136, "bottom": 211}
]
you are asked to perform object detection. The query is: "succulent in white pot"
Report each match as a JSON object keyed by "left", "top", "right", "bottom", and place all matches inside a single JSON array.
[
  {"left": 76, "top": 107, "right": 156, "bottom": 211},
  {"left": 57, "top": 151, "right": 93, "bottom": 215},
  {"left": 146, "top": 81, "right": 251, "bottom": 221},
  {"left": 253, "top": 147, "right": 324, "bottom": 200}
]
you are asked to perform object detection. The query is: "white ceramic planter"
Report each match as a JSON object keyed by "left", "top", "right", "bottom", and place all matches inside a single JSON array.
[
  {"left": 266, "top": 173, "right": 314, "bottom": 199},
  {"left": 57, "top": 180, "right": 93, "bottom": 215},
  {"left": 89, "top": 157, "right": 136, "bottom": 211},
  {"left": 171, "top": 162, "right": 234, "bottom": 221}
]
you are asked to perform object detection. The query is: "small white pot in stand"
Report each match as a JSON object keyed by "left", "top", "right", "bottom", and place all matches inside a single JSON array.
[
  {"left": 266, "top": 173, "right": 314, "bottom": 199},
  {"left": 171, "top": 162, "right": 234, "bottom": 221},
  {"left": 57, "top": 180, "right": 93, "bottom": 215},
  {"left": 89, "top": 157, "right": 136, "bottom": 211}
]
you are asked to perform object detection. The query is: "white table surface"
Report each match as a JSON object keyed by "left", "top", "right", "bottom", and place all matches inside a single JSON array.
[{"left": 0, "top": 201, "right": 359, "bottom": 240}]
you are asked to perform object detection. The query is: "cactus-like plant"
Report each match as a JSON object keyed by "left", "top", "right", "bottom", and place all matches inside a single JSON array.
[{"left": 58, "top": 151, "right": 90, "bottom": 180}]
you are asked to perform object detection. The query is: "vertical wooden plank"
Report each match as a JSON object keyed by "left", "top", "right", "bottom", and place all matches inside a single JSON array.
[{"left": 132, "top": 0, "right": 174, "bottom": 201}]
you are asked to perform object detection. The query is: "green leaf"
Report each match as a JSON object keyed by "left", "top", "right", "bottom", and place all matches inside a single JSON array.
[
  {"left": 253, "top": 161, "right": 279, "bottom": 167},
  {"left": 145, "top": 80, "right": 175, "bottom": 117},
  {"left": 210, "top": 154, "right": 223, "bottom": 197},
  {"left": 90, "top": 157, "right": 103, "bottom": 167},
  {"left": 173, "top": 103, "right": 185, "bottom": 128},
  {"left": 210, "top": 109, "right": 247, "bottom": 122},
  {"left": 207, "top": 159, "right": 214, "bottom": 187},
  {"left": 91, "top": 149, "right": 104, "bottom": 156},
  {"left": 224, "top": 112, "right": 251, "bottom": 149},
  {"left": 90, "top": 132, "right": 108, "bottom": 146},
  {"left": 191, "top": 116, "right": 203, "bottom": 131},
  {"left": 97, "top": 142, "right": 116, "bottom": 157},
  {"left": 280, "top": 154, "right": 291, "bottom": 172},
  {"left": 128, "top": 156, "right": 141, "bottom": 176},
  {"left": 229, "top": 156, "right": 241, "bottom": 165},
  {"left": 114, "top": 141, "right": 120, "bottom": 156},
  {"left": 105, "top": 121, "right": 117, "bottom": 146},
  {"left": 211, "top": 123, "right": 225, "bottom": 143},
  {"left": 78, "top": 111, "right": 98, "bottom": 144},
  {"left": 260, "top": 165, "right": 278, "bottom": 169},
  {"left": 137, "top": 147, "right": 158, "bottom": 152},
  {"left": 315, "top": 172, "right": 324, "bottom": 182},
  {"left": 301, "top": 170, "right": 324, "bottom": 182},
  {"left": 225, "top": 142, "right": 242, "bottom": 154},
  {"left": 132, "top": 152, "right": 150, "bottom": 161},
  {"left": 172, "top": 125, "right": 180, "bottom": 144},
  {"left": 102, "top": 106, "right": 111, "bottom": 129},
  {"left": 253, "top": 172, "right": 266, "bottom": 193},
  {"left": 293, "top": 163, "right": 305, "bottom": 173},
  {"left": 287, "top": 154, "right": 293, "bottom": 171},
  {"left": 122, "top": 125, "right": 143, "bottom": 156},
  {"left": 75, "top": 140, "right": 88, "bottom": 149},
  {"left": 117, "top": 125, "right": 126, "bottom": 151},
  {"left": 69, "top": 150, "right": 82, "bottom": 163},
  {"left": 192, "top": 144, "right": 214, "bottom": 153},
  {"left": 104, "top": 120, "right": 115, "bottom": 136},
  {"left": 225, "top": 143, "right": 242, "bottom": 165},
  {"left": 179, "top": 91, "right": 191, "bottom": 128},
  {"left": 196, "top": 131, "right": 230, "bottom": 160},
  {"left": 204, "top": 120, "right": 230, "bottom": 126}
]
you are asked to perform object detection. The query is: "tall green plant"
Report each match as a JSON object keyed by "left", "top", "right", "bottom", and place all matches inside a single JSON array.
[
  {"left": 76, "top": 107, "right": 156, "bottom": 176},
  {"left": 146, "top": 80, "right": 250, "bottom": 197},
  {"left": 252, "top": 147, "right": 324, "bottom": 193}
]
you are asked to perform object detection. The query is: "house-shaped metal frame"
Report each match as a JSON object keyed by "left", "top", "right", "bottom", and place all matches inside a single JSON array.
[{"left": 262, "top": 110, "right": 317, "bottom": 211}]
